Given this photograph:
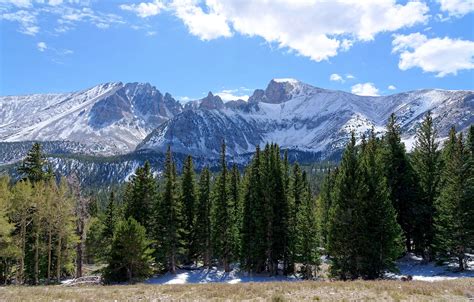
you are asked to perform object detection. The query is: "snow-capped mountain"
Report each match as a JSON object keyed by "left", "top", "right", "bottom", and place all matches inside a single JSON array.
[
  {"left": 1, "top": 79, "right": 472, "bottom": 168},
  {"left": 138, "top": 79, "right": 473, "bottom": 158},
  {"left": 0, "top": 82, "right": 181, "bottom": 155}
]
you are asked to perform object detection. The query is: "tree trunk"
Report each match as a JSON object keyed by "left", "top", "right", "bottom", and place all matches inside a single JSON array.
[
  {"left": 19, "top": 218, "right": 26, "bottom": 285},
  {"left": 47, "top": 229, "right": 52, "bottom": 283},
  {"left": 34, "top": 232, "right": 39, "bottom": 285},
  {"left": 56, "top": 236, "right": 62, "bottom": 283}
]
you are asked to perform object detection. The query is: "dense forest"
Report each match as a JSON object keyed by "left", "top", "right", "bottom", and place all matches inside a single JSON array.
[{"left": 0, "top": 112, "right": 473, "bottom": 284}]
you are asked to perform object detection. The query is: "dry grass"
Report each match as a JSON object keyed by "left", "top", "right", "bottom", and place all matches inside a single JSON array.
[{"left": 1, "top": 279, "right": 473, "bottom": 301}]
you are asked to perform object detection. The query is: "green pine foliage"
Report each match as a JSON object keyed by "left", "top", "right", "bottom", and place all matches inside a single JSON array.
[
  {"left": 412, "top": 111, "right": 440, "bottom": 261},
  {"left": 195, "top": 167, "right": 212, "bottom": 267},
  {"left": 155, "top": 147, "right": 183, "bottom": 273},
  {"left": 103, "top": 218, "right": 153, "bottom": 283},
  {"left": 17, "top": 143, "right": 51, "bottom": 183},
  {"left": 124, "top": 161, "right": 158, "bottom": 231},
  {"left": 434, "top": 128, "right": 473, "bottom": 270},
  {"left": 382, "top": 113, "right": 418, "bottom": 252},
  {"left": 180, "top": 156, "right": 197, "bottom": 264}
]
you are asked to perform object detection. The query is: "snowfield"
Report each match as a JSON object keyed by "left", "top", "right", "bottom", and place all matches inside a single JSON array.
[{"left": 144, "top": 254, "right": 474, "bottom": 284}]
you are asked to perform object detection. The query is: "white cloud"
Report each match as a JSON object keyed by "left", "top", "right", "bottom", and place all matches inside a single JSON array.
[
  {"left": 351, "top": 82, "right": 380, "bottom": 96},
  {"left": 178, "top": 0, "right": 428, "bottom": 61},
  {"left": 170, "top": 0, "right": 232, "bottom": 41},
  {"left": 346, "top": 74, "right": 355, "bottom": 80},
  {"left": 37, "top": 41, "right": 47, "bottom": 51},
  {"left": 436, "top": 0, "right": 474, "bottom": 17},
  {"left": 120, "top": 0, "right": 164, "bottom": 18},
  {"left": 215, "top": 88, "right": 250, "bottom": 101},
  {"left": 388, "top": 85, "right": 397, "bottom": 90},
  {"left": 392, "top": 33, "right": 474, "bottom": 77},
  {"left": 119, "top": 0, "right": 428, "bottom": 60},
  {"left": 1, "top": 1, "right": 124, "bottom": 35},
  {"left": 329, "top": 73, "right": 344, "bottom": 82},
  {"left": 0, "top": 10, "right": 38, "bottom": 35}
]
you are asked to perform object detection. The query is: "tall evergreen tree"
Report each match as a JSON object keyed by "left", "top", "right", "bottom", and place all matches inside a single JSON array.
[
  {"left": 316, "top": 168, "right": 336, "bottom": 250},
  {"left": 156, "top": 147, "right": 183, "bottom": 273},
  {"left": 212, "top": 141, "right": 232, "bottom": 272},
  {"left": 103, "top": 218, "right": 153, "bottom": 283},
  {"left": 241, "top": 146, "right": 266, "bottom": 273},
  {"left": 382, "top": 113, "right": 418, "bottom": 252},
  {"left": 195, "top": 167, "right": 212, "bottom": 267},
  {"left": 327, "top": 132, "right": 363, "bottom": 280},
  {"left": 18, "top": 143, "right": 50, "bottom": 183},
  {"left": 358, "top": 132, "right": 403, "bottom": 279},
  {"left": 434, "top": 128, "right": 473, "bottom": 270},
  {"left": 102, "top": 191, "right": 117, "bottom": 244},
  {"left": 181, "top": 156, "right": 197, "bottom": 264},
  {"left": 295, "top": 175, "right": 320, "bottom": 279},
  {"left": 287, "top": 163, "right": 305, "bottom": 274},
  {"left": 229, "top": 164, "right": 242, "bottom": 263},
  {"left": 0, "top": 177, "right": 17, "bottom": 284},
  {"left": 412, "top": 111, "right": 440, "bottom": 261},
  {"left": 124, "top": 161, "right": 158, "bottom": 232}
]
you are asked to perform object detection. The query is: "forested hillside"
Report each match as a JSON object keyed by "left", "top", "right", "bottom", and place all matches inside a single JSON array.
[{"left": 0, "top": 112, "right": 473, "bottom": 284}]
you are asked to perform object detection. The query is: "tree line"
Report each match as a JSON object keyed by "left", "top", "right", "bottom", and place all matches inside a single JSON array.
[{"left": 0, "top": 112, "right": 472, "bottom": 284}]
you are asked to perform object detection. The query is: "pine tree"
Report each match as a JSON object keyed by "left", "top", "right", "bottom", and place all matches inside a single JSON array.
[
  {"left": 195, "top": 167, "right": 212, "bottom": 267},
  {"left": 241, "top": 146, "right": 266, "bottom": 273},
  {"left": 267, "top": 144, "right": 290, "bottom": 276},
  {"left": 124, "top": 161, "right": 158, "bottom": 232},
  {"left": 434, "top": 128, "right": 472, "bottom": 270},
  {"left": 156, "top": 147, "right": 182, "bottom": 273},
  {"left": 103, "top": 218, "right": 153, "bottom": 283},
  {"left": 327, "top": 132, "right": 362, "bottom": 280},
  {"left": 382, "top": 113, "right": 418, "bottom": 252},
  {"left": 287, "top": 163, "right": 305, "bottom": 274},
  {"left": 212, "top": 141, "right": 232, "bottom": 272},
  {"left": 18, "top": 143, "right": 50, "bottom": 183},
  {"left": 295, "top": 174, "right": 320, "bottom": 279},
  {"left": 358, "top": 132, "right": 403, "bottom": 279},
  {"left": 102, "top": 191, "right": 117, "bottom": 249},
  {"left": 181, "top": 155, "right": 197, "bottom": 264},
  {"left": 412, "top": 111, "right": 440, "bottom": 261},
  {"left": 316, "top": 168, "right": 336, "bottom": 250},
  {"left": 229, "top": 164, "right": 242, "bottom": 263}
]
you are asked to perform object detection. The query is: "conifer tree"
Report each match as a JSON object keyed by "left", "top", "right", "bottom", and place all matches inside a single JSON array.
[
  {"left": 327, "top": 132, "right": 362, "bottom": 280},
  {"left": 434, "top": 128, "right": 473, "bottom": 270},
  {"left": 18, "top": 143, "right": 49, "bottom": 183},
  {"left": 241, "top": 146, "right": 266, "bottom": 273},
  {"left": 287, "top": 163, "right": 305, "bottom": 274},
  {"left": 295, "top": 176, "right": 320, "bottom": 279},
  {"left": 316, "top": 168, "right": 336, "bottom": 250},
  {"left": 181, "top": 155, "right": 197, "bottom": 264},
  {"left": 212, "top": 141, "right": 232, "bottom": 272},
  {"left": 102, "top": 191, "right": 117, "bottom": 252},
  {"left": 229, "top": 164, "right": 242, "bottom": 262},
  {"left": 412, "top": 111, "right": 440, "bottom": 260},
  {"left": 382, "top": 113, "right": 418, "bottom": 252},
  {"left": 124, "top": 161, "right": 158, "bottom": 232},
  {"left": 195, "top": 167, "right": 212, "bottom": 267},
  {"left": 103, "top": 218, "right": 153, "bottom": 283},
  {"left": 156, "top": 147, "right": 182, "bottom": 273},
  {"left": 358, "top": 132, "right": 403, "bottom": 278}
]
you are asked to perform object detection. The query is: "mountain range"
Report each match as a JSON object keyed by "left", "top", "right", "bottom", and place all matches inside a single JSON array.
[{"left": 1, "top": 78, "right": 472, "bottom": 183}]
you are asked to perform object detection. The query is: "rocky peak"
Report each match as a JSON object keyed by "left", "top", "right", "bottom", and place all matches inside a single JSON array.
[
  {"left": 199, "top": 92, "right": 224, "bottom": 110},
  {"left": 248, "top": 79, "right": 300, "bottom": 104}
]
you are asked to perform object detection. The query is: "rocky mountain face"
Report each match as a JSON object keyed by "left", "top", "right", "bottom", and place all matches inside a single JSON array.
[
  {"left": 138, "top": 79, "right": 473, "bottom": 159},
  {"left": 0, "top": 82, "right": 181, "bottom": 156},
  {"left": 1, "top": 79, "right": 472, "bottom": 184}
]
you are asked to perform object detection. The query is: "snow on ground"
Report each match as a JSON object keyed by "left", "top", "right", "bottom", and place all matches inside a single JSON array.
[
  {"left": 145, "top": 254, "right": 474, "bottom": 284},
  {"left": 145, "top": 267, "right": 299, "bottom": 285},
  {"left": 390, "top": 253, "right": 474, "bottom": 282}
]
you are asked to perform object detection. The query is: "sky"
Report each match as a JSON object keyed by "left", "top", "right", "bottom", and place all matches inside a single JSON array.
[{"left": 1, "top": 0, "right": 473, "bottom": 101}]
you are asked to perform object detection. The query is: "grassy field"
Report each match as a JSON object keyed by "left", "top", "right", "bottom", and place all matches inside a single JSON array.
[{"left": 1, "top": 279, "right": 473, "bottom": 301}]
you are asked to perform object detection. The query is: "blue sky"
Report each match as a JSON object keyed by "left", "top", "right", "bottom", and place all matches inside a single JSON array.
[{"left": 1, "top": 0, "right": 473, "bottom": 101}]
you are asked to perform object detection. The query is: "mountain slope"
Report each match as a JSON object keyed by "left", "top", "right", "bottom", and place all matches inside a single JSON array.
[
  {"left": 138, "top": 79, "right": 473, "bottom": 158},
  {"left": 0, "top": 82, "right": 182, "bottom": 155}
]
